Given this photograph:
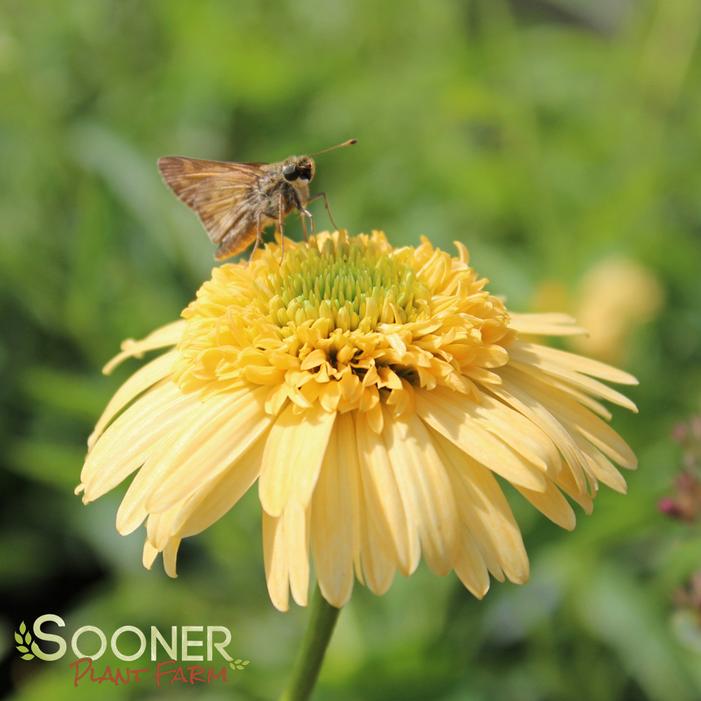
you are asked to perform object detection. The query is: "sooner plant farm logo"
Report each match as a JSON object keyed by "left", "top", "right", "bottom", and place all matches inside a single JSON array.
[{"left": 14, "top": 615, "right": 249, "bottom": 687}]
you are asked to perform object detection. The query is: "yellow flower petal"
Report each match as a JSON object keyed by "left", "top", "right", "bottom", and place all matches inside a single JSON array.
[
  {"left": 263, "top": 511, "right": 289, "bottom": 612},
  {"left": 116, "top": 434, "right": 177, "bottom": 535},
  {"left": 556, "top": 466, "right": 594, "bottom": 515},
  {"left": 513, "top": 341, "right": 638, "bottom": 385},
  {"left": 81, "top": 382, "right": 197, "bottom": 501},
  {"left": 89, "top": 351, "right": 177, "bottom": 449},
  {"left": 355, "top": 471, "right": 397, "bottom": 595},
  {"left": 176, "top": 433, "right": 268, "bottom": 538},
  {"left": 258, "top": 403, "right": 336, "bottom": 517},
  {"left": 454, "top": 530, "right": 490, "bottom": 599},
  {"left": 510, "top": 352, "right": 638, "bottom": 413},
  {"left": 336, "top": 412, "right": 365, "bottom": 585},
  {"left": 147, "top": 503, "right": 182, "bottom": 551},
  {"left": 416, "top": 388, "right": 547, "bottom": 492},
  {"left": 434, "top": 430, "right": 529, "bottom": 584},
  {"left": 488, "top": 373, "right": 591, "bottom": 486},
  {"left": 575, "top": 437, "right": 628, "bottom": 494},
  {"left": 145, "top": 386, "right": 271, "bottom": 513},
  {"left": 470, "top": 393, "right": 560, "bottom": 475},
  {"left": 285, "top": 502, "right": 310, "bottom": 607},
  {"left": 354, "top": 412, "right": 417, "bottom": 575},
  {"left": 383, "top": 411, "right": 459, "bottom": 576},
  {"left": 509, "top": 368, "right": 637, "bottom": 469},
  {"left": 163, "top": 538, "right": 181, "bottom": 578},
  {"left": 508, "top": 312, "right": 586, "bottom": 337},
  {"left": 142, "top": 541, "right": 158, "bottom": 569},
  {"left": 311, "top": 424, "right": 355, "bottom": 608},
  {"left": 515, "top": 482, "right": 576, "bottom": 530},
  {"left": 103, "top": 320, "right": 185, "bottom": 374}
]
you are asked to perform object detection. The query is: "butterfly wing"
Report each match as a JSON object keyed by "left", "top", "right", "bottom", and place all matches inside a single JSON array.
[{"left": 158, "top": 156, "right": 264, "bottom": 246}]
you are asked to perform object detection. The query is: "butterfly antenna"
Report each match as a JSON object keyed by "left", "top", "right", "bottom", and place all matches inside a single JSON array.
[{"left": 311, "top": 139, "right": 357, "bottom": 157}]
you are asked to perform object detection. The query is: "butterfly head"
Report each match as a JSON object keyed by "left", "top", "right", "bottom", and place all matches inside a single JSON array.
[{"left": 282, "top": 156, "right": 316, "bottom": 184}]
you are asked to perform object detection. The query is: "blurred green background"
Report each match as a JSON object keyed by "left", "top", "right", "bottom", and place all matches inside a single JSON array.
[{"left": 1, "top": 1, "right": 701, "bottom": 699}]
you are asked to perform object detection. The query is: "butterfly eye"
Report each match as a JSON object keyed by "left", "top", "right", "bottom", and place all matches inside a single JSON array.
[{"left": 282, "top": 164, "right": 298, "bottom": 181}]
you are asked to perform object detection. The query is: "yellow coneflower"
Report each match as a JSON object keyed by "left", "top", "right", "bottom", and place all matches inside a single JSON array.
[
  {"left": 78, "top": 231, "right": 637, "bottom": 611},
  {"left": 572, "top": 258, "right": 663, "bottom": 363}
]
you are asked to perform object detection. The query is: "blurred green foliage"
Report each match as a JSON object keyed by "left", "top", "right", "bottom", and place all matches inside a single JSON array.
[{"left": 1, "top": 0, "right": 701, "bottom": 699}]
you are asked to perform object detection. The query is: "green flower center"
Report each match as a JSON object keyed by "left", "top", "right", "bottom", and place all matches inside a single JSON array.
[{"left": 263, "top": 236, "right": 431, "bottom": 332}]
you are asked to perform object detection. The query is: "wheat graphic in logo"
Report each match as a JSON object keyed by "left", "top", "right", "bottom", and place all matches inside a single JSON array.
[
  {"left": 229, "top": 659, "right": 250, "bottom": 671},
  {"left": 15, "top": 622, "right": 35, "bottom": 661}
]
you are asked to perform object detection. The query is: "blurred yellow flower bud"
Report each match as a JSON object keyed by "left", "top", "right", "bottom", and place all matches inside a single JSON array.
[{"left": 572, "top": 259, "right": 664, "bottom": 363}]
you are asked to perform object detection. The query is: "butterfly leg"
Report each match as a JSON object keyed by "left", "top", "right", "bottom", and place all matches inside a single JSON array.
[
  {"left": 292, "top": 190, "right": 313, "bottom": 239},
  {"left": 248, "top": 213, "right": 263, "bottom": 263},
  {"left": 305, "top": 208, "right": 315, "bottom": 235},
  {"left": 307, "top": 192, "right": 338, "bottom": 231},
  {"left": 278, "top": 192, "right": 285, "bottom": 261},
  {"left": 299, "top": 210, "right": 310, "bottom": 240}
]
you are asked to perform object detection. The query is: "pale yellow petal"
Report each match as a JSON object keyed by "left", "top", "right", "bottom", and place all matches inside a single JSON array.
[
  {"left": 556, "top": 465, "right": 594, "bottom": 514},
  {"left": 175, "top": 432, "right": 268, "bottom": 537},
  {"left": 533, "top": 373, "right": 613, "bottom": 420},
  {"left": 508, "top": 369, "right": 637, "bottom": 469},
  {"left": 116, "top": 435, "right": 176, "bottom": 534},
  {"left": 569, "top": 409, "right": 637, "bottom": 471},
  {"left": 335, "top": 413, "right": 364, "bottom": 585},
  {"left": 509, "top": 313, "right": 587, "bottom": 337},
  {"left": 259, "top": 403, "right": 336, "bottom": 517},
  {"left": 416, "top": 388, "right": 547, "bottom": 492},
  {"left": 285, "top": 502, "right": 310, "bottom": 607},
  {"left": 513, "top": 341, "right": 638, "bottom": 385},
  {"left": 356, "top": 470, "right": 397, "bottom": 595},
  {"left": 89, "top": 351, "right": 178, "bottom": 448},
  {"left": 355, "top": 412, "right": 417, "bottom": 574},
  {"left": 515, "top": 482, "right": 576, "bottom": 530},
  {"left": 311, "top": 425, "right": 354, "bottom": 608},
  {"left": 383, "top": 411, "right": 459, "bottom": 575},
  {"left": 116, "top": 392, "right": 243, "bottom": 534},
  {"left": 454, "top": 530, "right": 490, "bottom": 598},
  {"left": 354, "top": 416, "right": 399, "bottom": 594},
  {"left": 471, "top": 393, "right": 559, "bottom": 474},
  {"left": 487, "top": 373, "right": 590, "bottom": 488},
  {"left": 81, "top": 382, "right": 197, "bottom": 501},
  {"left": 510, "top": 356, "right": 637, "bottom": 413},
  {"left": 263, "top": 511, "right": 289, "bottom": 612},
  {"left": 103, "top": 320, "right": 185, "bottom": 374},
  {"left": 142, "top": 541, "right": 158, "bottom": 569},
  {"left": 147, "top": 504, "right": 182, "bottom": 551},
  {"left": 433, "top": 429, "right": 529, "bottom": 584},
  {"left": 163, "top": 538, "right": 181, "bottom": 578},
  {"left": 84, "top": 381, "right": 180, "bottom": 475},
  {"left": 575, "top": 437, "right": 628, "bottom": 494},
  {"left": 146, "top": 386, "right": 271, "bottom": 513}
]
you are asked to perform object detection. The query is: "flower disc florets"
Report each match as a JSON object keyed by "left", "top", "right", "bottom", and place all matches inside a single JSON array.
[{"left": 174, "top": 231, "right": 514, "bottom": 430}]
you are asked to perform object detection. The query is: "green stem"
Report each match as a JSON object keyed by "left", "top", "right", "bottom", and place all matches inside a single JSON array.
[{"left": 279, "top": 587, "right": 341, "bottom": 701}]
